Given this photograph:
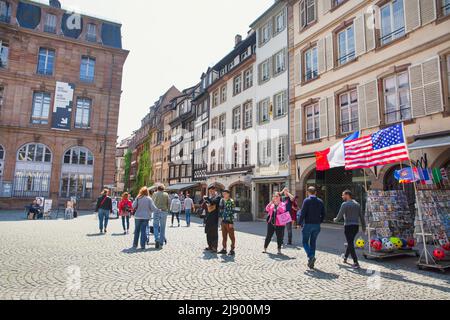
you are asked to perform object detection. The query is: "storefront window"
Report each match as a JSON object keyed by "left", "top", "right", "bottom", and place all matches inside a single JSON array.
[
  {"left": 0, "top": 144, "right": 4, "bottom": 179},
  {"left": 60, "top": 147, "right": 94, "bottom": 199}
]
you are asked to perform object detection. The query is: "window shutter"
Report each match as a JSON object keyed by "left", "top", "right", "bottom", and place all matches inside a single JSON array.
[
  {"left": 404, "top": 0, "right": 421, "bottom": 33},
  {"left": 325, "top": 33, "right": 334, "bottom": 71},
  {"left": 258, "top": 63, "right": 262, "bottom": 85},
  {"left": 364, "top": 12, "right": 376, "bottom": 52},
  {"left": 409, "top": 64, "right": 426, "bottom": 118},
  {"left": 327, "top": 96, "right": 336, "bottom": 136},
  {"left": 319, "top": 98, "right": 328, "bottom": 139},
  {"left": 423, "top": 56, "right": 443, "bottom": 115},
  {"left": 294, "top": 107, "right": 302, "bottom": 144},
  {"left": 354, "top": 15, "right": 366, "bottom": 57},
  {"left": 419, "top": 0, "right": 437, "bottom": 26},
  {"left": 318, "top": 38, "right": 326, "bottom": 74},
  {"left": 294, "top": 52, "right": 301, "bottom": 85},
  {"left": 300, "top": 0, "right": 306, "bottom": 30},
  {"left": 322, "top": 0, "right": 331, "bottom": 14},
  {"left": 364, "top": 80, "right": 380, "bottom": 128},
  {"left": 357, "top": 85, "right": 368, "bottom": 129},
  {"left": 257, "top": 28, "right": 262, "bottom": 47},
  {"left": 282, "top": 90, "right": 288, "bottom": 115},
  {"left": 267, "top": 139, "right": 272, "bottom": 165}
]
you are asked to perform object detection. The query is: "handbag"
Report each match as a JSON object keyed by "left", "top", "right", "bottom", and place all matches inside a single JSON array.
[
  {"left": 276, "top": 211, "right": 292, "bottom": 226},
  {"left": 207, "top": 203, "right": 216, "bottom": 213}
]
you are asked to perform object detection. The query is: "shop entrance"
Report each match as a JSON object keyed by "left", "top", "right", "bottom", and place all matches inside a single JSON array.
[
  {"left": 231, "top": 183, "right": 251, "bottom": 215},
  {"left": 305, "top": 168, "right": 367, "bottom": 221},
  {"left": 256, "top": 181, "right": 287, "bottom": 220}
]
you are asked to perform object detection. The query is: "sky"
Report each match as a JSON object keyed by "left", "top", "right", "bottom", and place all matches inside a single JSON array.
[{"left": 49, "top": 0, "right": 275, "bottom": 141}]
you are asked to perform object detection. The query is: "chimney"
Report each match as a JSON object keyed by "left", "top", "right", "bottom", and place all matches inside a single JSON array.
[
  {"left": 235, "top": 34, "right": 242, "bottom": 47},
  {"left": 49, "top": 0, "right": 62, "bottom": 9}
]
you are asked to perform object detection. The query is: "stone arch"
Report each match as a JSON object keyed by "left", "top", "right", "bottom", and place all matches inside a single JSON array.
[{"left": 430, "top": 147, "right": 450, "bottom": 168}]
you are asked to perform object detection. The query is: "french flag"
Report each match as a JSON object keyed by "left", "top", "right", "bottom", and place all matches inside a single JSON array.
[{"left": 315, "top": 131, "right": 360, "bottom": 171}]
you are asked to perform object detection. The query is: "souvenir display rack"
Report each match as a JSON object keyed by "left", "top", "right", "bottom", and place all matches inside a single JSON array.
[
  {"left": 364, "top": 190, "right": 419, "bottom": 260},
  {"left": 415, "top": 190, "right": 450, "bottom": 272}
]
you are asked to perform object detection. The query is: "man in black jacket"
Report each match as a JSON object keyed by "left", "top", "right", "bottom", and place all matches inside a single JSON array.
[
  {"left": 95, "top": 189, "right": 113, "bottom": 234},
  {"left": 203, "top": 184, "right": 222, "bottom": 253},
  {"left": 298, "top": 187, "right": 325, "bottom": 269}
]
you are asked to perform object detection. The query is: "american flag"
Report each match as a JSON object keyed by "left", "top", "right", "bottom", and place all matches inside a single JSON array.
[{"left": 344, "top": 124, "right": 410, "bottom": 170}]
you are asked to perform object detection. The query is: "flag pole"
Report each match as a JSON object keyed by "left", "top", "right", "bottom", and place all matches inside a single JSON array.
[{"left": 402, "top": 123, "right": 430, "bottom": 265}]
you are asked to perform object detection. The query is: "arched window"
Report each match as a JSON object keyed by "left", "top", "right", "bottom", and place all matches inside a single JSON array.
[
  {"left": 210, "top": 150, "right": 216, "bottom": 172},
  {"left": 14, "top": 143, "right": 52, "bottom": 197},
  {"left": 243, "top": 139, "right": 250, "bottom": 167},
  {"left": 218, "top": 147, "right": 225, "bottom": 171},
  {"left": 60, "top": 147, "right": 94, "bottom": 199},
  {"left": 232, "top": 143, "right": 239, "bottom": 169},
  {"left": 0, "top": 145, "right": 4, "bottom": 179}
]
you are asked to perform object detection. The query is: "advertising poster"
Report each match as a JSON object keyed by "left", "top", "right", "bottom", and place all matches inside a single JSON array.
[{"left": 51, "top": 81, "right": 75, "bottom": 131}]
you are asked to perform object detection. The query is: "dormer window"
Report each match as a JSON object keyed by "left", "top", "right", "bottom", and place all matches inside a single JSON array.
[
  {"left": 44, "top": 13, "right": 57, "bottom": 34},
  {"left": 86, "top": 23, "right": 97, "bottom": 42},
  {"left": 0, "top": 0, "right": 11, "bottom": 23}
]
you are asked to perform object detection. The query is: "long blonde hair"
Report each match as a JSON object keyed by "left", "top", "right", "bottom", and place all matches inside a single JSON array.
[{"left": 137, "top": 187, "right": 149, "bottom": 198}]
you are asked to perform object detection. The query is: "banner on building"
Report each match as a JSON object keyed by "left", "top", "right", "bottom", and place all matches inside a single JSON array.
[{"left": 52, "top": 81, "right": 75, "bottom": 131}]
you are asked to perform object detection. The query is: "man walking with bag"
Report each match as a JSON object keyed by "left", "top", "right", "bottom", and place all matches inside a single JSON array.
[
  {"left": 298, "top": 187, "right": 325, "bottom": 269},
  {"left": 152, "top": 184, "right": 171, "bottom": 249}
]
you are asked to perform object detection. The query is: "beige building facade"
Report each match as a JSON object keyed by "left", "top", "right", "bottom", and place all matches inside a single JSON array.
[{"left": 289, "top": 0, "right": 450, "bottom": 219}]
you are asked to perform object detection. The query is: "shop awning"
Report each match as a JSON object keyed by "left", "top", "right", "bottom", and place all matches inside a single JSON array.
[
  {"left": 166, "top": 183, "right": 200, "bottom": 192},
  {"left": 252, "top": 175, "right": 289, "bottom": 182},
  {"left": 408, "top": 135, "right": 450, "bottom": 151}
]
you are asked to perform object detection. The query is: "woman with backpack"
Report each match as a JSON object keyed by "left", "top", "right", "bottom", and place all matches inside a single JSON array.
[
  {"left": 118, "top": 192, "right": 133, "bottom": 235},
  {"left": 263, "top": 192, "right": 289, "bottom": 255},
  {"left": 170, "top": 194, "right": 182, "bottom": 228}
]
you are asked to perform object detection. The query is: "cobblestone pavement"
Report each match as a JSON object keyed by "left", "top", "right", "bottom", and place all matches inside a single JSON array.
[{"left": 0, "top": 212, "right": 449, "bottom": 300}]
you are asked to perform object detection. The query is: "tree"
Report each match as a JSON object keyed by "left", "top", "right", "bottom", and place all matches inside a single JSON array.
[{"left": 133, "top": 143, "right": 152, "bottom": 195}]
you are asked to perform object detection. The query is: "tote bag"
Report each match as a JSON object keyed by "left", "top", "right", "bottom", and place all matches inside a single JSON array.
[{"left": 276, "top": 211, "right": 292, "bottom": 226}]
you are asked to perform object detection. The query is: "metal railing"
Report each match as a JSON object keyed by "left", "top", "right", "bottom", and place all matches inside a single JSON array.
[{"left": 12, "top": 175, "right": 51, "bottom": 198}]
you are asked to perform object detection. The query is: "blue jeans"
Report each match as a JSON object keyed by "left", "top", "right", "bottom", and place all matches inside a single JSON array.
[
  {"left": 153, "top": 211, "right": 168, "bottom": 245},
  {"left": 302, "top": 224, "right": 321, "bottom": 259},
  {"left": 133, "top": 219, "right": 149, "bottom": 248},
  {"left": 185, "top": 209, "right": 191, "bottom": 226},
  {"left": 98, "top": 209, "right": 109, "bottom": 231}
]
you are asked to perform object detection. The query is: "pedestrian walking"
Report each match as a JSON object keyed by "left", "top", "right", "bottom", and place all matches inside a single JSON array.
[
  {"left": 152, "top": 184, "right": 171, "bottom": 249},
  {"left": 263, "top": 192, "right": 287, "bottom": 255},
  {"left": 218, "top": 190, "right": 236, "bottom": 256},
  {"left": 95, "top": 189, "right": 113, "bottom": 234},
  {"left": 333, "top": 190, "right": 366, "bottom": 269},
  {"left": 282, "top": 188, "right": 298, "bottom": 245},
  {"left": 118, "top": 192, "right": 132, "bottom": 234},
  {"left": 132, "top": 187, "right": 160, "bottom": 250},
  {"left": 298, "top": 187, "right": 325, "bottom": 269},
  {"left": 170, "top": 194, "right": 182, "bottom": 227},
  {"left": 183, "top": 194, "right": 194, "bottom": 227},
  {"left": 203, "top": 184, "right": 222, "bottom": 253}
]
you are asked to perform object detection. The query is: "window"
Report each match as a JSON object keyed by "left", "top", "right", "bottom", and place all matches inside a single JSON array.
[
  {"left": 258, "top": 99, "right": 270, "bottom": 124},
  {"left": 61, "top": 147, "right": 94, "bottom": 199},
  {"left": 274, "top": 91, "right": 287, "bottom": 118},
  {"left": 219, "top": 114, "right": 226, "bottom": 137},
  {"left": 384, "top": 72, "right": 411, "bottom": 124},
  {"left": 0, "top": 86, "right": 3, "bottom": 109},
  {"left": 274, "top": 50, "right": 286, "bottom": 75},
  {"left": 218, "top": 148, "right": 225, "bottom": 171},
  {"left": 339, "top": 90, "right": 359, "bottom": 134},
  {"left": 209, "top": 150, "right": 217, "bottom": 172},
  {"left": 63, "top": 147, "right": 94, "bottom": 166},
  {"left": 260, "top": 59, "right": 270, "bottom": 83},
  {"left": 304, "top": 46, "right": 318, "bottom": 81},
  {"left": 231, "top": 143, "right": 239, "bottom": 169},
  {"left": 44, "top": 14, "right": 57, "bottom": 34},
  {"left": 0, "top": 145, "right": 4, "bottom": 160},
  {"left": 243, "top": 140, "right": 250, "bottom": 167},
  {"left": 274, "top": 10, "right": 286, "bottom": 34},
  {"left": 243, "top": 101, "right": 253, "bottom": 129},
  {"left": 75, "top": 98, "right": 91, "bottom": 129},
  {"left": 244, "top": 68, "right": 253, "bottom": 90},
  {"left": 232, "top": 106, "right": 241, "bottom": 132},
  {"left": 17, "top": 144, "right": 52, "bottom": 163},
  {"left": 80, "top": 56, "right": 96, "bottom": 82},
  {"left": 306, "top": 104, "right": 320, "bottom": 142},
  {"left": 337, "top": 24, "right": 355, "bottom": 66},
  {"left": 0, "top": 40, "right": 9, "bottom": 68},
  {"left": 211, "top": 117, "right": 218, "bottom": 141},
  {"left": 212, "top": 90, "right": 219, "bottom": 107},
  {"left": 31, "top": 92, "right": 51, "bottom": 125},
  {"left": 259, "top": 140, "right": 271, "bottom": 166},
  {"left": 86, "top": 23, "right": 97, "bottom": 42},
  {"left": 37, "top": 48, "right": 55, "bottom": 75},
  {"left": 300, "top": 0, "right": 316, "bottom": 29},
  {"left": 277, "top": 136, "right": 288, "bottom": 164},
  {"left": 234, "top": 75, "right": 242, "bottom": 95},
  {"left": 380, "top": 0, "right": 405, "bottom": 46},
  {"left": 0, "top": 145, "right": 4, "bottom": 178},
  {"left": 260, "top": 22, "right": 271, "bottom": 45},
  {"left": 443, "top": 0, "right": 450, "bottom": 17},
  {"left": 0, "top": 0, "right": 11, "bottom": 23},
  {"left": 220, "top": 85, "right": 227, "bottom": 103}
]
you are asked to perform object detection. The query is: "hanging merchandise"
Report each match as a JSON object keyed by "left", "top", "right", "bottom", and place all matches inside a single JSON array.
[{"left": 363, "top": 190, "right": 419, "bottom": 260}]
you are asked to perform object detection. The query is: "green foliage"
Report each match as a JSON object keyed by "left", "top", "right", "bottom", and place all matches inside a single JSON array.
[{"left": 132, "top": 143, "right": 152, "bottom": 196}]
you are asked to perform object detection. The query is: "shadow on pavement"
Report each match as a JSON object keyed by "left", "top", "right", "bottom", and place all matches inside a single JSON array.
[{"left": 304, "top": 269, "right": 340, "bottom": 280}]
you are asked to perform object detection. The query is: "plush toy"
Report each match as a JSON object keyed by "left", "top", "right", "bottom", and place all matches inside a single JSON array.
[
  {"left": 356, "top": 238, "right": 365, "bottom": 249},
  {"left": 390, "top": 238, "right": 403, "bottom": 249},
  {"left": 433, "top": 248, "right": 446, "bottom": 261},
  {"left": 442, "top": 243, "right": 450, "bottom": 252},
  {"left": 384, "top": 241, "right": 395, "bottom": 251},
  {"left": 371, "top": 240, "right": 382, "bottom": 251},
  {"left": 407, "top": 239, "right": 416, "bottom": 248}
]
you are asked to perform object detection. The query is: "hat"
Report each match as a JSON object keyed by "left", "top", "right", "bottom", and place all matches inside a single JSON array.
[
  {"left": 208, "top": 184, "right": 217, "bottom": 190},
  {"left": 174, "top": 194, "right": 179, "bottom": 198},
  {"left": 149, "top": 185, "right": 157, "bottom": 191}
]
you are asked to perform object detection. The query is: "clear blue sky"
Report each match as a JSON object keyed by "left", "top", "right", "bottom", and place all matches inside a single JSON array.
[{"left": 50, "top": 0, "right": 274, "bottom": 141}]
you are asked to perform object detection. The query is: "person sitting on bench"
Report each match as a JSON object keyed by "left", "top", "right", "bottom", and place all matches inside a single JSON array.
[{"left": 27, "top": 200, "right": 42, "bottom": 220}]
